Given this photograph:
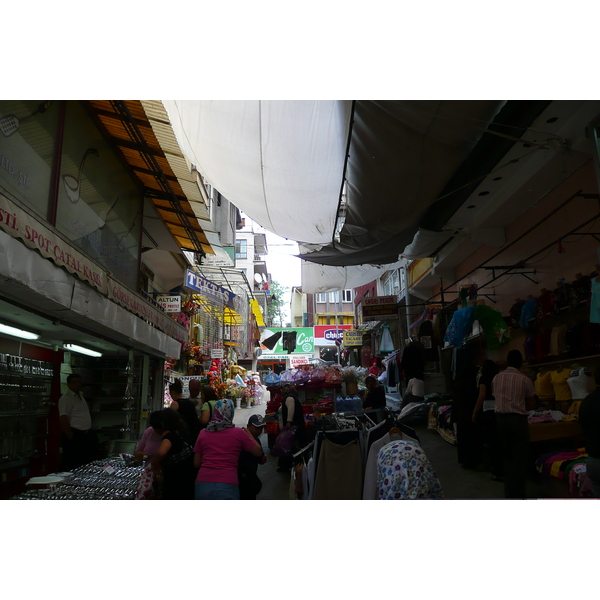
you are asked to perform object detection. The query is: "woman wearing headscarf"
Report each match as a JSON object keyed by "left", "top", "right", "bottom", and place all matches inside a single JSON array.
[
  {"left": 376, "top": 440, "right": 443, "bottom": 499},
  {"left": 193, "top": 399, "right": 263, "bottom": 500}
]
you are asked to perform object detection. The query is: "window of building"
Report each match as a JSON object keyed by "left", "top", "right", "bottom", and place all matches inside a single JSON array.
[
  {"left": 317, "top": 293, "right": 327, "bottom": 303},
  {"left": 236, "top": 239, "right": 247, "bottom": 259},
  {"left": 0, "top": 100, "right": 62, "bottom": 221},
  {"left": 329, "top": 291, "right": 340, "bottom": 302},
  {"left": 342, "top": 289, "right": 352, "bottom": 302},
  {"left": 55, "top": 101, "right": 143, "bottom": 291}
]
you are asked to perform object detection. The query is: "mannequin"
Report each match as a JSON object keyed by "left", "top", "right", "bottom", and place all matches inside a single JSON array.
[
  {"left": 567, "top": 364, "right": 595, "bottom": 417},
  {"left": 551, "top": 364, "right": 572, "bottom": 412},
  {"left": 535, "top": 366, "right": 555, "bottom": 409},
  {"left": 519, "top": 295, "right": 538, "bottom": 328}
]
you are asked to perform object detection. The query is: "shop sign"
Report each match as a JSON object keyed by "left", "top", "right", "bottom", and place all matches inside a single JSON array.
[
  {"left": 184, "top": 269, "right": 236, "bottom": 309},
  {"left": 314, "top": 324, "right": 352, "bottom": 346},
  {"left": 343, "top": 330, "right": 364, "bottom": 347},
  {"left": 258, "top": 327, "right": 314, "bottom": 356},
  {"left": 362, "top": 295, "right": 399, "bottom": 320},
  {"left": 290, "top": 355, "right": 311, "bottom": 368},
  {"left": 108, "top": 277, "right": 188, "bottom": 343},
  {"left": 210, "top": 348, "right": 224, "bottom": 359},
  {"left": 156, "top": 295, "right": 181, "bottom": 313},
  {"left": 0, "top": 192, "right": 107, "bottom": 294}
]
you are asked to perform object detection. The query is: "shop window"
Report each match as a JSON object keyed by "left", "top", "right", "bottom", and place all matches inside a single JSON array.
[
  {"left": 55, "top": 102, "right": 143, "bottom": 291},
  {"left": 0, "top": 100, "right": 61, "bottom": 220}
]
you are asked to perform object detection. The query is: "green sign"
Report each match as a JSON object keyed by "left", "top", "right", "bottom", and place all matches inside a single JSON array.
[{"left": 258, "top": 327, "right": 314, "bottom": 356}]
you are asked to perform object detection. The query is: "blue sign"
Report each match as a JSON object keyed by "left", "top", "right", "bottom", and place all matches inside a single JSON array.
[{"left": 184, "top": 270, "right": 237, "bottom": 308}]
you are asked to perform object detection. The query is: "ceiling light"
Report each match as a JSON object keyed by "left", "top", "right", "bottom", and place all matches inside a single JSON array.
[
  {"left": 0, "top": 323, "right": 40, "bottom": 340},
  {"left": 64, "top": 343, "right": 102, "bottom": 357}
]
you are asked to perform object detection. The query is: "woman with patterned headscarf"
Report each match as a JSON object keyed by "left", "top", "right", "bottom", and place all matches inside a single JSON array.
[
  {"left": 193, "top": 399, "right": 263, "bottom": 499},
  {"left": 376, "top": 440, "right": 443, "bottom": 500}
]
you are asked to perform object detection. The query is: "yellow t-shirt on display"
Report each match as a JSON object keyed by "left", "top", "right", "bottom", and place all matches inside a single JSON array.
[
  {"left": 550, "top": 369, "right": 572, "bottom": 401},
  {"left": 535, "top": 371, "right": 554, "bottom": 398}
]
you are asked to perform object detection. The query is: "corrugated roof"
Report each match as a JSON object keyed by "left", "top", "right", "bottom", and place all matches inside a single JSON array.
[{"left": 86, "top": 100, "right": 214, "bottom": 255}]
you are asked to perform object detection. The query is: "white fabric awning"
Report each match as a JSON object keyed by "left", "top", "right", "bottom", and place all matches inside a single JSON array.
[
  {"left": 163, "top": 100, "right": 352, "bottom": 244},
  {"left": 300, "top": 255, "right": 404, "bottom": 294}
]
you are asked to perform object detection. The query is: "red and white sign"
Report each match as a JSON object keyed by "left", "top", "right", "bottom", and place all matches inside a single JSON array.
[
  {"left": 314, "top": 324, "right": 353, "bottom": 346},
  {"left": 0, "top": 192, "right": 107, "bottom": 293},
  {"left": 290, "top": 355, "right": 311, "bottom": 368}
]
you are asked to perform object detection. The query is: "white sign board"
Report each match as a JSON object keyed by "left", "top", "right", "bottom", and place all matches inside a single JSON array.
[
  {"left": 210, "top": 348, "right": 224, "bottom": 359},
  {"left": 290, "top": 355, "right": 311, "bottom": 368},
  {"left": 157, "top": 295, "right": 181, "bottom": 313}
]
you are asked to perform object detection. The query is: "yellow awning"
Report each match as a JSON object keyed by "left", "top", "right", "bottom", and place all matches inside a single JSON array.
[{"left": 250, "top": 299, "right": 265, "bottom": 327}]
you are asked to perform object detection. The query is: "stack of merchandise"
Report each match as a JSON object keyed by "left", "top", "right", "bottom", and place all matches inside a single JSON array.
[
  {"left": 264, "top": 396, "right": 282, "bottom": 436},
  {"left": 313, "top": 397, "right": 335, "bottom": 418}
]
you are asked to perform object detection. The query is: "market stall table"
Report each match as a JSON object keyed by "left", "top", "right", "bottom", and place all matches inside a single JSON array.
[{"left": 10, "top": 457, "right": 144, "bottom": 500}]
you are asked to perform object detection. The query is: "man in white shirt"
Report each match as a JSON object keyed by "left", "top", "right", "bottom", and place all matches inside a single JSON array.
[{"left": 59, "top": 373, "right": 98, "bottom": 470}]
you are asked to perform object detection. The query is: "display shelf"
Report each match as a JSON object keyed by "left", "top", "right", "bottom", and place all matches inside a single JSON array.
[
  {"left": 0, "top": 410, "right": 51, "bottom": 417},
  {"left": 524, "top": 353, "right": 600, "bottom": 369}
]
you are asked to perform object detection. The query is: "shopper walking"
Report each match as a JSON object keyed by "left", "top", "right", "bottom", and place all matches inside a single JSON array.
[
  {"left": 58, "top": 373, "right": 99, "bottom": 471},
  {"left": 277, "top": 384, "right": 307, "bottom": 471},
  {"left": 238, "top": 414, "right": 268, "bottom": 500},
  {"left": 492, "top": 350, "right": 537, "bottom": 499},
  {"left": 134, "top": 411, "right": 164, "bottom": 461},
  {"left": 193, "top": 400, "right": 263, "bottom": 499},
  {"left": 168, "top": 380, "right": 200, "bottom": 439},
  {"left": 151, "top": 408, "right": 197, "bottom": 500},
  {"left": 199, "top": 386, "right": 220, "bottom": 428},
  {"left": 472, "top": 360, "right": 503, "bottom": 481},
  {"left": 577, "top": 368, "right": 600, "bottom": 497}
]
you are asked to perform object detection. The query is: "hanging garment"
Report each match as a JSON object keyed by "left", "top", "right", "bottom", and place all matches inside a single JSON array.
[
  {"left": 591, "top": 278, "right": 600, "bottom": 324},
  {"left": 473, "top": 304, "right": 510, "bottom": 350},
  {"left": 565, "top": 323, "right": 584, "bottom": 358},
  {"left": 419, "top": 319, "right": 437, "bottom": 361},
  {"left": 581, "top": 322, "right": 600, "bottom": 356},
  {"left": 567, "top": 367, "right": 594, "bottom": 400},
  {"left": 536, "top": 290, "right": 556, "bottom": 321},
  {"left": 509, "top": 300, "right": 526, "bottom": 328},
  {"left": 550, "top": 325, "right": 568, "bottom": 356},
  {"left": 519, "top": 298, "right": 538, "bottom": 328},
  {"left": 363, "top": 432, "right": 392, "bottom": 500},
  {"left": 550, "top": 369, "right": 572, "bottom": 401},
  {"left": 534, "top": 329, "right": 552, "bottom": 362},
  {"left": 569, "top": 275, "right": 591, "bottom": 309},
  {"left": 376, "top": 441, "right": 443, "bottom": 500},
  {"left": 554, "top": 282, "right": 572, "bottom": 311},
  {"left": 379, "top": 325, "right": 394, "bottom": 353},
  {"left": 312, "top": 437, "right": 363, "bottom": 500},
  {"left": 523, "top": 336, "right": 536, "bottom": 362},
  {"left": 443, "top": 306, "right": 475, "bottom": 349}
]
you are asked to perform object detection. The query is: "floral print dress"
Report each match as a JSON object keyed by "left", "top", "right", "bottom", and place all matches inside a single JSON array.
[{"left": 376, "top": 440, "right": 443, "bottom": 500}]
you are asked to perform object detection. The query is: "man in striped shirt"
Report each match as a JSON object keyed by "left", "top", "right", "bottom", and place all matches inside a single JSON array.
[{"left": 492, "top": 350, "right": 537, "bottom": 499}]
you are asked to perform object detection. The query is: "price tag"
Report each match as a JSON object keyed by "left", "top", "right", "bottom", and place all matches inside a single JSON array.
[{"left": 103, "top": 464, "right": 116, "bottom": 475}]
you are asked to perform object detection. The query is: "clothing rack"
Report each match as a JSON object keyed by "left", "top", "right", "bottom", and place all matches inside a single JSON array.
[{"left": 293, "top": 441, "right": 314, "bottom": 458}]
